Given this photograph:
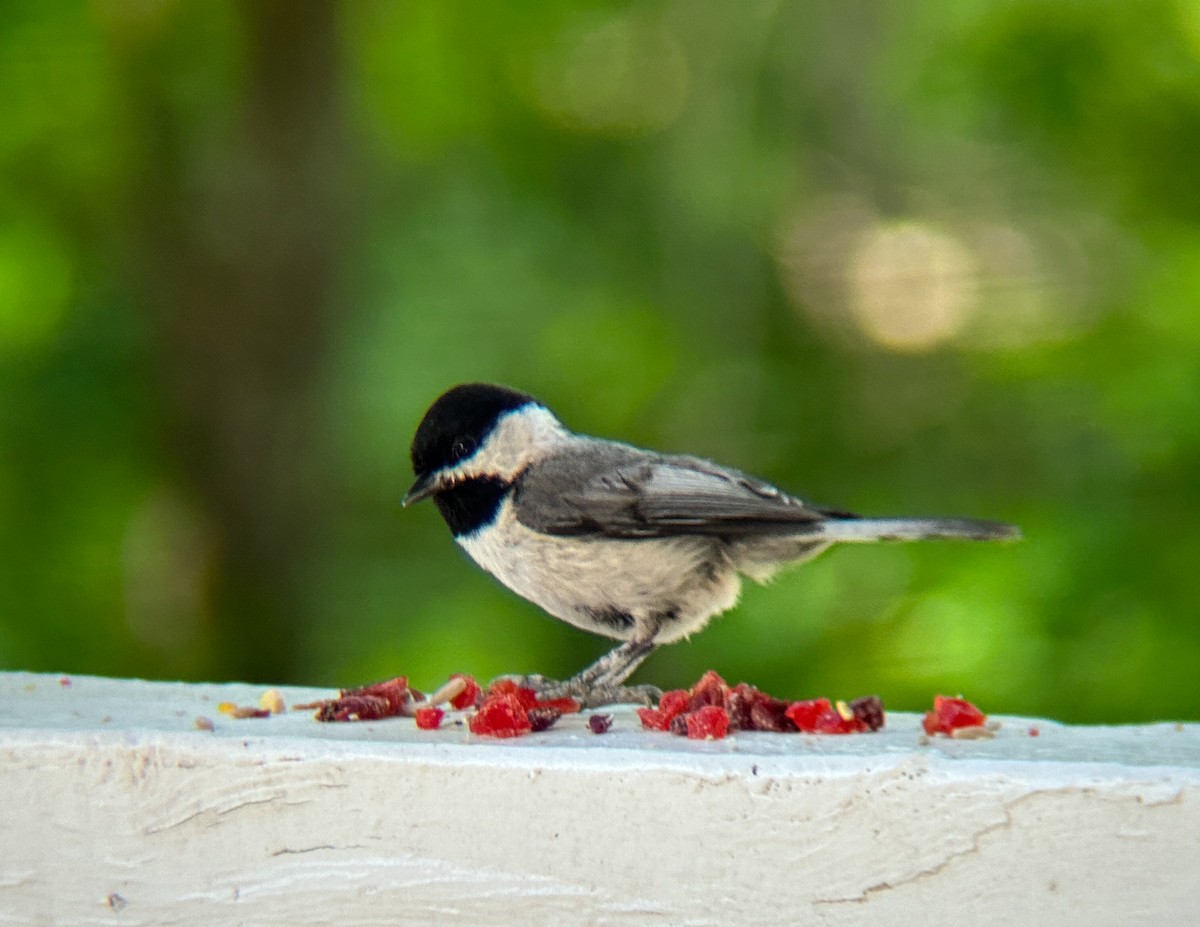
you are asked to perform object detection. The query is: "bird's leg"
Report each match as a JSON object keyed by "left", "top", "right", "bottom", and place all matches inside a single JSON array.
[{"left": 533, "top": 637, "right": 662, "bottom": 708}]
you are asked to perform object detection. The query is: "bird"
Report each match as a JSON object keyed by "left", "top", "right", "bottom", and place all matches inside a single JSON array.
[{"left": 404, "top": 382, "right": 1019, "bottom": 707}]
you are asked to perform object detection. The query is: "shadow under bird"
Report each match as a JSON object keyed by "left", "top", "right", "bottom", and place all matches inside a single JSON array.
[{"left": 404, "top": 383, "right": 1019, "bottom": 707}]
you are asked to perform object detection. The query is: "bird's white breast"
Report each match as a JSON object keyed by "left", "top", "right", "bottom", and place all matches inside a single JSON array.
[{"left": 457, "top": 497, "right": 741, "bottom": 643}]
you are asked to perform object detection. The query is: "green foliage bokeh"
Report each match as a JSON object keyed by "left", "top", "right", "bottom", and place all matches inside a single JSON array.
[{"left": 2, "top": 0, "right": 1198, "bottom": 721}]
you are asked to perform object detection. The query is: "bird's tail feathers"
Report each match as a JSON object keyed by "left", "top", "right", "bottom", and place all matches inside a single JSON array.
[{"left": 818, "top": 517, "right": 1020, "bottom": 544}]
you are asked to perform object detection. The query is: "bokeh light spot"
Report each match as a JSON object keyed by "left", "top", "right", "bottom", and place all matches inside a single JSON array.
[{"left": 849, "top": 221, "right": 979, "bottom": 353}]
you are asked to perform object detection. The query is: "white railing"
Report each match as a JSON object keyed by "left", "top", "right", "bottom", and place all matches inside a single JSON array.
[{"left": 1, "top": 672, "right": 1196, "bottom": 926}]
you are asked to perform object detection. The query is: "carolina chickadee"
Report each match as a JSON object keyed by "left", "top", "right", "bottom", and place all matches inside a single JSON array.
[{"left": 404, "top": 383, "right": 1019, "bottom": 707}]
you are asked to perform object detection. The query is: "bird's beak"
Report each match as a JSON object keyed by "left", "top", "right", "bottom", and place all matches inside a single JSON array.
[{"left": 403, "top": 473, "right": 438, "bottom": 507}]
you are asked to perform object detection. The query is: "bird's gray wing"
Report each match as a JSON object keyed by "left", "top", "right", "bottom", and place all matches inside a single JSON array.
[{"left": 514, "top": 442, "right": 848, "bottom": 539}]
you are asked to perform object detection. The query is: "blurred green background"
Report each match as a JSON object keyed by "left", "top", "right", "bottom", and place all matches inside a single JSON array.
[{"left": 2, "top": 0, "right": 1198, "bottom": 722}]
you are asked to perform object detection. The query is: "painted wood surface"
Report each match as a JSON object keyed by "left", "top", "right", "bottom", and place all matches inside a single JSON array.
[{"left": 1, "top": 672, "right": 1197, "bottom": 926}]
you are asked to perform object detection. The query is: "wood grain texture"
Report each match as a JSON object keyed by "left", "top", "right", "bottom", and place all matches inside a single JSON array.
[{"left": 1, "top": 673, "right": 1197, "bottom": 926}]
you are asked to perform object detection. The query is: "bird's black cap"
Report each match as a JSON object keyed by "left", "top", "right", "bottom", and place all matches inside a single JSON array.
[{"left": 409, "top": 383, "right": 538, "bottom": 483}]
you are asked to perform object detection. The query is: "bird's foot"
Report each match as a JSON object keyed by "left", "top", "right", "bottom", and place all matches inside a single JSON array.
[
  {"left": 493, "top": 674, "right": 661, "bottom": 709},
  {"left": 542, "top": 679, "right": 663, "bottom": 709}
]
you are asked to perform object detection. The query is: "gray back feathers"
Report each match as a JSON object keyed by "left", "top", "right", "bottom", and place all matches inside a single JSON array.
[
  {"left": 514, "top": 441, "right": 842, "bottom": 539},
  {"left": 514, "top": 439, "right": 1020, "bottom": 545}
]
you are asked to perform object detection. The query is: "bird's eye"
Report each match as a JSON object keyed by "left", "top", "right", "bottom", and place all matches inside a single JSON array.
[{"left": 451, "top": 438, "right": 475, "bottom": 462}]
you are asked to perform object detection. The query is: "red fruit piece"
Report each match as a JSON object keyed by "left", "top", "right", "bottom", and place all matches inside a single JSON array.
[
  {"left": 725, "top": 683, "right": 758, "bottom": 730},
  {"left": 486, "top": 678, "right": 539, "bottom": 710},
  {"left": 748, "top": 695, "right": 797, "bottom": 733},
  {"left": 636, "top": 688, "right": 692, "bottom": 732},
  {"left": 313, "top": 677, "right": 411, "bottom": 722},
  {"left": 636, "top": 707, "right": 672, "bottom": 731},
  {"left": 688, "top": 670, "right": 729, "bottom": 710},
  {"left": 812, "top": 709, "right": 866, "bottom": 735},
  {"left": 785, "top": 698, "right": 834, "bottom": 733},
  {"left": 685, "top": 705, "right": 730, "bottom": 740},
  {"left": 317, "top": 694, "right": 391, "bottom": 722},
  {"left": 337, "top": 676, "right": 414, "bottom": 721},
  {"left": 725, "top": 683, "right": 795, "bottom": 732},
  {"left": 414, "top": 706, "right": 444, "bottom": 730},
  {"left": 849, "top": 695, "right": 886, "bottom": 732},
  {"left": 588, "top": 714, "right": 613, "bottom": 734},
  {"left": 922, "top": 695, "right": 986, "bottom": 736},
  {"left": 469, "top": 695, "right": 532, "bottom": 738},
  {"left": 359, "top": 677, "right": 410, "bottom": 710},
  {"left": 448, "top": 674, "right": 482, "bottom": 710},
  {"left": 659, "top": 689, "right": 690, "bottom": 721}
]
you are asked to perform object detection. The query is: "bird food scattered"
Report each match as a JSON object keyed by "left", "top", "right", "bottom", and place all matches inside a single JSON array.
[
  {"left": 216, "top": 673, "right": 1001, "bottom": 747},
  {"left": 922, "top": 695, "right": 987, "bottom": 736},
  {"left": 636, "top": 670, "right": 886, "bottom": 740},
  {"left": 414, "top": 705, "right": 445, "bottom": 730},
  {"left": 296, "top": 676, "right": 420, "bottom": 722},
  {"left": 216, "top": 701, "right": 271, "bottom": 719}
]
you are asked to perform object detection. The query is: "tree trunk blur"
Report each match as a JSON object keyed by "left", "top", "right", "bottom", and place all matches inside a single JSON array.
[{"left": 132, "top": 1, "right": 345, "bottom": 681}]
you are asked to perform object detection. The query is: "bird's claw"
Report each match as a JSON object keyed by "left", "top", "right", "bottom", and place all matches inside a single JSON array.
[{"left": 492, "top": 674, "right": 662, "bottom": 709}]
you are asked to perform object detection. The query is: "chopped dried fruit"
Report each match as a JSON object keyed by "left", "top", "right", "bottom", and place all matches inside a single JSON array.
[
  {"left": 636, "top": 686, "right": 700, "bottom": 732},
  {"left": 782, "top": 697, "right": 866, "bottom": 734},
  {"left": 688, "top": 670, "right": 729, "bottom": 710},
  {"left": 313, "top": 677, "right": 413, "bottom": 722},
  {"left": 461, "top": 681, "right": 576, "bottom": 738},
  {"left": 849, "top": 695, "right": 886, "bottom": 732},
  {"left": 635, "top": 707, "right": 672, "bottom": 730},
  {"left": 217, "top": 701, "right": 271, "bottom": 719},
  {"left": 194, "top": 716, "right": 215, "bottom": 731},
  {"left": 447, "top": 673, "right": 482, "bottom": 710},
  {"left": 922, "top": 695, "right": 987, "bottom": 736},
  {"left": 307, "top": 668, "right": 889, "bottom": 740},
  {"left": 426, "top": 677, "right": 466, "bottom": 707},
  {"left": 485, "top": 678, "right": 539, "bottom": 710},
  {"left": 259, "top": 688, "right": 286, "bottom": 714},
  {"left": 58, "top": 676, "right": 72, "bottom": 688},
  {"left": 526, "top": 706, "right": 563, "bottom": 732},
  {"left": 469, "top": 694, "right": 533, "bottom": 738},
  {"left": 1028, "top": 726, "right": 1040, "bottom": 737},
  {"left": 726, "top": 683, "right": 795, "bottom": 732},
  {"left": 725, "top": 683, "right": 758, "bottom": 730},
  {"left": 317, "top": 694, "right": 390, "bottom": 722},
  {"left": 816, "top": 711, "right": 867, "bottom": 734},
  {"left": 637, "top": 673, "right": 883, "bottom": 737},
  {"left": 685, "top": 705, "right": 730, "bottom": 740},
  {"left": 784, "top": 698, "right": 834, "bottom": 733},
  {"left": 658, "top": 689, "right": 690, "bottom": 720},
  {"left": 748, "top": 696, "right": 796, "bottom": 733}
]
